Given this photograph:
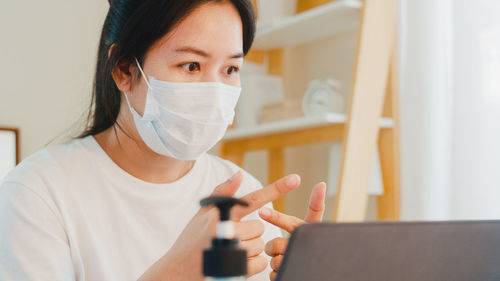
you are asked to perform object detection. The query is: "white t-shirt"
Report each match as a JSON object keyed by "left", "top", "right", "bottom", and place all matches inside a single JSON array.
[{"left": 0, "top": 136, "right": 281, "bottom": 281}]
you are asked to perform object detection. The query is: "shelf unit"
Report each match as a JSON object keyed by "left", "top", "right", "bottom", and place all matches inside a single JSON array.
[
  {"left": 253, "top": 0, "right": 362, "bottom": 50},
  {"left": 220, "top": 0, "right": 400, "bottom": 221},
  {"left": 224, "top": 113, "right": 393, "bottom": 141}
]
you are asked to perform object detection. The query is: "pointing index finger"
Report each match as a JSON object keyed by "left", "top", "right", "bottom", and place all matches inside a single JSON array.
[
  {"left": 232, "top": 174, "right": 300, "bottom": 220},
  {"left": 259, "top": 207, "right": 304, "bottom": 233},
  {"left": 304, "top": 182, "right": 326, "bottom": 222}
]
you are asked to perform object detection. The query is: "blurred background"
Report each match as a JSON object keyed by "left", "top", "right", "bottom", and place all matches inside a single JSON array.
[{"left": 1, "top": 0, "right": 499, "bottom": 221}]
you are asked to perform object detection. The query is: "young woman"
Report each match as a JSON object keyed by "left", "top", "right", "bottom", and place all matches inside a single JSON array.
[{"left": 0, "top": 0, "right": 326, "bottom": 280}]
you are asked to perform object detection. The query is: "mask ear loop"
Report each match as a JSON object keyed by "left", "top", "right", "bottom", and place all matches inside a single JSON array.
[
  {"left": 131, "top": 57, "right": 159, "bottom": 120},
  {"left": 122, "top": 58, "right": 150, "bottom": 114},
  {"left": 134, "top": 57, "right": 152, "bottom": 89}
]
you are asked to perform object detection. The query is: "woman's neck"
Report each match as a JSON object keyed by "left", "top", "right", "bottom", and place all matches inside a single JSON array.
[{"left": 94, "top": 124, "right": 195, "bottom": 184}]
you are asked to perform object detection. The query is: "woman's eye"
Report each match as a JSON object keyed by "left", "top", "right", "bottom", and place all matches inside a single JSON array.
[
  {"left": 181, "top": 62, "right": 200, "bottom": 72},
  {"left": 226, "top": 66, "right": 240, "bottom": 75}
]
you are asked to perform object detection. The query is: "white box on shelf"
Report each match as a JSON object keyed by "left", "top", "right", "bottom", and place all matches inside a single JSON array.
[{"left": 236, "top": 73, "right": 284, "bottom": 128}]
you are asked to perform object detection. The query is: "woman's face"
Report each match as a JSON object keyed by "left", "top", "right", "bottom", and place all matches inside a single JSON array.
[{"left": 127, "top": 1, "right": 244, "bottom": 115}]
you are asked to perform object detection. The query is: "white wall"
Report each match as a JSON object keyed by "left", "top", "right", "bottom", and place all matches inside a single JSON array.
[{"left": 0, "top": 0, "right": 108, "bottom": 160}]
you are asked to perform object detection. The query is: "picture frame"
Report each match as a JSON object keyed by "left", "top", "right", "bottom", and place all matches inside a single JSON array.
[{"left": 0, "top": 127, "right": 20, "bottom": 180}]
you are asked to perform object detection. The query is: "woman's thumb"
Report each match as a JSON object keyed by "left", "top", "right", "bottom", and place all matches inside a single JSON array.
[
  {"left": 195, "top": 171, "right": 244, "bottom": 217},
  {"left": 210, "top": 170, "right": 244, "bottom": 197}
]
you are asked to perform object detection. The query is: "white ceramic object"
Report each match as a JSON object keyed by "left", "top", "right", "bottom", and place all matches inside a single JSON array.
[
  {"left": 302, "top": 79, "right": 345, "bottom": 116},
  {"left": 237, "top": 71, "right": 284, "bottom": 128}
]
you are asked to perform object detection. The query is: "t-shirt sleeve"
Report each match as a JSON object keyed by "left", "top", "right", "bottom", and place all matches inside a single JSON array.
[{"left": 0, "top": 181, "right": 75, "bottom": 281}]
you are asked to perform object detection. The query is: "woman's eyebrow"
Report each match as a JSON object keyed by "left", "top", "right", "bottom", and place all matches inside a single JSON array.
[
  {"left": 174, "top": 46, "right": 244, "bottom": 59},
  {"left": 229, "top": 52, "right": 244, "bottom": 59}
]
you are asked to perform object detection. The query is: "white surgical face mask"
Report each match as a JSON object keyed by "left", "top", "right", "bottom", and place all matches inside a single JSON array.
[{"left": 123, "top": 58, "right": 241, "bottom": 160}]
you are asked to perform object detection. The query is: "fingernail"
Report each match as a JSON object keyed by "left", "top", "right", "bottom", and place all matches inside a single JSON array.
[
  {"left": 260, "top": 207, "right": 271, "bottom": 219},
  {"left": 286, "top": 174, "right": 300, "bottom": 187},
  {"left": 230, "top": 170, "right": 241, "bottom": 182}
]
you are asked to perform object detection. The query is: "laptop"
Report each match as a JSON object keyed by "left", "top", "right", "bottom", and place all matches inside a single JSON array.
[{"left": 276, "top": 221, "right": 500, "bottom": 281}]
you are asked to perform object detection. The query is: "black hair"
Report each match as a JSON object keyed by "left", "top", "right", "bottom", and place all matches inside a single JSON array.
[{"left": 79, "top": 0, "right": 255, "bottom": 138}]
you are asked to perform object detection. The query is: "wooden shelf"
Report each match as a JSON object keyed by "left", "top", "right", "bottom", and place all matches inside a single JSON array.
[
  {"left": 224, "top": 113, "right": 394, "bottom": 141},
  {"left": 253, "top": 0, "right": 362, "bottom": 50},
  {"left": 221, "top": 0, "right": 400, "bottom": 220}
]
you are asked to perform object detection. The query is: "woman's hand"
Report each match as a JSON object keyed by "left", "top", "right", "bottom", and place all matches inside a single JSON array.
[
  {"left": 138, "top": 171, "right": 302, "bottom": 281},
  {"left": 258, "top": 182, "right": 327, "bottom": 281}
]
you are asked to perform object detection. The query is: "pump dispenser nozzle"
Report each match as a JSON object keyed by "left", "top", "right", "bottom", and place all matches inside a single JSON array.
[
  {"left": 201, "top": 196, "right": 249, "bottom": 279},
  {"left": 200, "top": 196, "right": 248, "bottom": 221}
]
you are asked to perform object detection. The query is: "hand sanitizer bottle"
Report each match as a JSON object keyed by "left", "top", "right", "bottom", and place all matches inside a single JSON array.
[{"left": 200, "top": 196, "right": 249, "bottom": 281}]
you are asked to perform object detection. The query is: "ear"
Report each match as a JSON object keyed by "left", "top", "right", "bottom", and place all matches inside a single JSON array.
[
  {"left": 111, "top": 59, "right": 133, "bottom": 93},
  {"left": 109, "top": 44, "right": 135, "bottom": 93}
]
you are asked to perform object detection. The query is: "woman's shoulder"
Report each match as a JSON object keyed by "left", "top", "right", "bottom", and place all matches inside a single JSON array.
[{"left": 1, "top": 137, "right": 93, "bottom": 193}]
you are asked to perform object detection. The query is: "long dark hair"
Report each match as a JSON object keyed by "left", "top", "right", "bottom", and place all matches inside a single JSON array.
[{"left": 79, "top": 0, "right": 255, "bottom": 138}]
